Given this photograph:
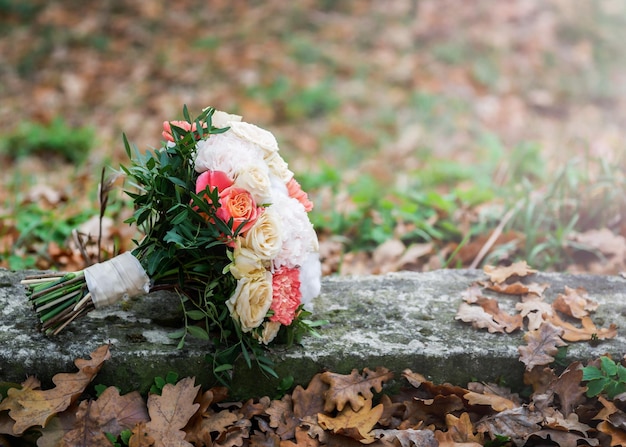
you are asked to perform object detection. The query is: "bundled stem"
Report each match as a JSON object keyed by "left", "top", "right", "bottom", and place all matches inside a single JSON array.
[{"left": 22, "top": 272, "right": 94, "bottom": 335}]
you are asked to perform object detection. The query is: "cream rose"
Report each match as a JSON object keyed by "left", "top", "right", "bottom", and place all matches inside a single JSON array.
[
  {"left": 264, "top": 152, "right": 293, "bottom": 184},
  {"left": 229, "top": 240, "right": 266, "bottom": 280},
  {"left": 226, "top": 272, "right": 273, "bottom": 332},
  {"left": 233, "top": 164, "right": 272, "bottom": 205},
  {"left": 254, "top": 321, "right": 281, "bottom": 345},
  {"left": 243, "top": 209, "right": 283, "bottom": 261},
  {"left": 210, "top": 109, "right": 242, "bottom": 128},
  {"left": 229, "top": 121, "right": 279, "bottom": 154}
]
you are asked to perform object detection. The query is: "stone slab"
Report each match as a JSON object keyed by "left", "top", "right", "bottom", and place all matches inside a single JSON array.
[{"left": 1, "top": 268, "right": 625, "bottom": 399}]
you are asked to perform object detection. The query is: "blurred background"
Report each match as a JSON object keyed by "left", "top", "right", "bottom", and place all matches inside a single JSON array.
[{"left": 2, "top": 0, "right": 626, "bottom": 275}]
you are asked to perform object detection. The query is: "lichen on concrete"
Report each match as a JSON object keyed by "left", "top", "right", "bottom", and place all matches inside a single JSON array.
[{"left": 1, "top": 268, "right": 625, "bottom": 398}]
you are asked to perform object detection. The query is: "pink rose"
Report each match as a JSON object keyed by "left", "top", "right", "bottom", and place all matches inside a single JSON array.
[
  {"left": 286, "top": 178, "right": 313, "bottom": 212},
  {"left": 162, "top": 120, "right": 206, "bottom": 142},
  {"left": 269, "top": 267, "right": 302, "bottom": 326},
  {"left": 194, "top": 170, "right": 234, "bottom": 221},
  {"left": 196, "top": 170, "right": 233, "bottom": 195},
  {"left": 217, "top": 186, "right": 262, "bottom": 235}
]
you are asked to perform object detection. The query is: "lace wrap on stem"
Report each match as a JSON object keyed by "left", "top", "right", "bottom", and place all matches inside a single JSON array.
[{"left": 84, "top": 252, "right": 150, "bottom": 308}]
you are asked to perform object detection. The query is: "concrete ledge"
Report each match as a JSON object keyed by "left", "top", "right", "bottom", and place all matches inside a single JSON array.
[{"left": 1, "top": 268, "right": 625, "bottom": 398}]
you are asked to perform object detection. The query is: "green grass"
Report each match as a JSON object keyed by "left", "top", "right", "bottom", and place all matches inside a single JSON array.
[{"left": 0, "top": 117, "right": 94, "bottom": 164}]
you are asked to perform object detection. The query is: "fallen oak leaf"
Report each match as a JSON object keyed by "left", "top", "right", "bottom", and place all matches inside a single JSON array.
[
  {"left": 435, "top": 412, "right": 483, "bottom": 446},
  {"left": 550, "top": 362, "right": 586, "bottom": 416},
  {"left": 483, "top": 261, "right": 536, "bottom": 284},
  {"left": 372, "top": 428, "right": 437, "bottom": 447},
  {"left": 62, "top": 386, "right": 148, "bottom": 446},
  {"left": 474, "top": 296, "right": 523, "bottom": 333},
  {"left": 321, "top": 367, "right": 393, "bottom": 412},
  {"left": 133, "top": 377, "right": 200, "bottom": 447},
  {"left": 518, "top": 322, "right": 567, "bottom": 371},
  {"left": 548, "top": 313, "right": 617, "bottom": 342},
  {"left": 481, "top": 280, "right": 534, "bottom": 296},
  {"left": 455, "top": 302, "right": 506, "bottom": 333},
  {"left": 552, "top": 286, "right": 598, "bottom": 319},
  {"left": 598, "top": 420, "right": 626, "bottom": 447},
  {"left": 0, "top": 344, "right": 111, "bottom": 435},
  {"left": 463, "top": 391, "right": 517, "bottom": 412},
  {"left": 317, "top": 396, "right": 384, "bottom": 444}
]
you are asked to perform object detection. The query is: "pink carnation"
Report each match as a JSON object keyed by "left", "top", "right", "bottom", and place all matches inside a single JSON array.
[
  {"left": 269, "top": 267, "right": 302, "bottom": 326},
  {"left": 286, "top": 178, "right": 313, "bottom": 212}
]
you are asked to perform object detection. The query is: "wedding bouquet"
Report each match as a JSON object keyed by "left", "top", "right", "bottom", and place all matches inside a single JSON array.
[{"left": 22, "top": 106, "right": 322, "bottom": 360}]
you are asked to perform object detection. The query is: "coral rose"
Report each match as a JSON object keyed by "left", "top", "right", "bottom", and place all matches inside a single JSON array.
[{"left": 217, "top": 186, "right": 262, "bottom": 236}]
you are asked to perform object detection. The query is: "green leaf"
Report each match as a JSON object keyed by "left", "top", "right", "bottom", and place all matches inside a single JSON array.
[
  {"left": 186, "top": 310, "right": 206, "bottom": 321},
  {"left": 213, "top": 363, "right": 233, "bottom": 373},
  {"left": 187, "top": 325, "right": 210, "bottom": 340},
  {"left": 601, "top": 356, "right": 618, "bottom": 376},
  {"left": 586, "top": 377, "right": 610, "bottom": 397},
  {"left": 582, "top": 365, "right": 605, "bottom": 381}
]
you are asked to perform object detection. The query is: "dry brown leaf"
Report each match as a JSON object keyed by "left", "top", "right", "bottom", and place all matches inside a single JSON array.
[
  {"left": 527, "top": 428, "right": 599, "bottom": 447},
  {"left": 594, "top": 396, "right": 619, "bottom": 422},
  {"left": 266, "top": 394, "right": 298, "bottom": 440},
  {"left": 463, "top": 391, "right": 517, "bottom": 412},
  {"left": 455, "top": 302, "right": 506, "bottom": 333},
  {"left": 401, "top": 370, "right": 427, "bottom": 389},
  {"left": 475, "top": 406, "right": 542, "bottom": 446},
  {"left": 129, "top": 421, "right": 155, "bottom": 447},
  {"left": 483, "top": 261, "right": 536, "bottom": 284},
  {"left": 548, "top": 313, "right": 618, "bottom": 342},
  {"left": 441, "top": 412, "right": 483, "bottom": 445},
  {"left": 518, "top": 323, "right": 567, "bottom": 371},
  {"left": 598, "top": 421, "right": 626, "bottom": 447},
  {"left": 184, "top": 387, "right": 230, "bottom": 446},
  {"left": 372, "top": 428, "right": 438, "bottom": 447},
  {"left": 482, "top": 280, "right": 533, "bottom": 295},
  {"left": 293, "top": 373, "right": 329, "bottom": 420},
  {"left": 402, "top": 395, "right": 465, "bottom": 429},
  {"left": 0, "top": 344, "right": 111, "bottom": 435},
  {"left": 523, "top": 366, "right": 557, "bottom": 396},
  {"left": 321, "top": 367, "right": 393, "bottom": 412},
  {"left": 460, "top": 284, "right": 484, "bottom": 303},
  {"left": 551, "top": 362, "right": 586, "bottom": 416},
  {"left": 134, "top": 377, "right": 200, "bottom": 447},
  {"left": 544, "top": 411, "right": 592, "bottom": 435},
  {"left": 279, "top": 426, "right": 319, "bottom": 447},
  {"left": 317, "top": 396, "right": 383, "bottom": 444},
  {"left": 475, "top": 296, "right": 523, "bottom": 333},
  {"left": 62, "top": 387, "right": 148, "bottom": 446},
  {"left": 515, "top": 296, "right": 553, "bottom": 331},
  {"left": 552, "top": 286, "right": 598, "bottom": 319}
]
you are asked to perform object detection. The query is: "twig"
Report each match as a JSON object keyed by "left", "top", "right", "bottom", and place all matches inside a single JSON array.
[{"left": 469, "top": 201, "right": 522, "bottom": 269}]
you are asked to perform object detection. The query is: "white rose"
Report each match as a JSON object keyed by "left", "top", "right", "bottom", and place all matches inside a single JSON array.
[
  {"left": 229, "top": 121, "right": 279, "bottom": 154},
  {"left": 210, "top": 110, "right": 242, "bottom": 128},
  {"left": 254, "top": 321, "right": 281, "bottom": 345},
  {"left": 226, "top": 272, "right": 273, "bottom": 332},
  {"left": 194, "top": 132, "right": 265, "bottom": 177},
  {"left": 243, "top": 209, "right": 283, "bottom": 261},
  {"left": 230, "top": 240, "right": 267, "bottom": 280},
  {"left": 233, "top": 164, "right": 272, "bottom": 205},
  {"left": 264, "top": 152, "right": 293, "bottom": 184}
]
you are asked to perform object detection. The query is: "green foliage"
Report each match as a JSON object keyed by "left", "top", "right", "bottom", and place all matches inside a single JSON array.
[
  {"left": 1, "top": 117, "right": 94, "bottom": 164},
  {"left": 150, "top": 371, "right": 180, "bottom": 395},
  {"left": 582, "top": 356, "right": 626, "bottom": 399},
  {"left": 1, "top": 201, "right": 95, "bottom": 270}
]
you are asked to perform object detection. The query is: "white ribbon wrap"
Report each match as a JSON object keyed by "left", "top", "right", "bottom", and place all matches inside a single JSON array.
[{"left": 84, "top": 252, "right": 150, "bottom": 308}]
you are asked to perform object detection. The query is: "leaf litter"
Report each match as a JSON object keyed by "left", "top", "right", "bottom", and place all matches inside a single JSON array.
[{"left": 1, "top": 263, "right": 625, "bottom": 446}]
